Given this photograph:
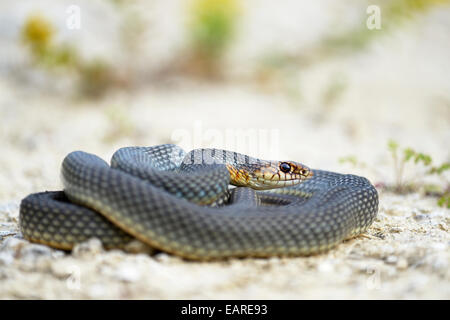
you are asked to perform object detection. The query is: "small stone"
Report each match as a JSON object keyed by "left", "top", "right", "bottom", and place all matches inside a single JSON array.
[
  {"left": 0, "top": 237, "right": 62, "bottom": 269},
  {"left": 268, "top": 257, "right": 281, "bottom": 264},
  {"left": 50, "top": 259, "right": 80, "bottom": 278},
  {"left": 114, "top": 263, "right": 141, "bottom": 283},
  {"left": 385, "top": 255, "right": 397, "bottom": 264},
  {"left": 0, "top": 230, "right": 17, "bottom": 237},
  {"left": 72, "top": 238, "right": 104, "bottom": 258},
  {"left": 123, "top": 240, "right": 156, "bottom": 255},
  {"left": 0, "top": 201, "right": 20, "bottom": 222},
  {"left": 389, "top": 227, "right": 402, "bottom": 233},
  {"left": 318, "top": 261, "right": 335, "bottom": 273},
  {"left": 153, "top": 252, "right": 174, "bottom": 263},
  {"left": 0, "top": 237, "right": 28, "bottom": 252},
  {"left": 0, "top": 251, "right": 14, "bottom": 266},
  {"left": 413, "top": 213, "right": 428, "bottom": 221},
  {"left": 432, "top": 256, "right": 448, "bottom": 272},
  {"left": 88, "top": 283, "right": 107, "bottom": 298},
  {"left": 396, "top": 258, "right": 408, "bottom": 270},
  {"left": 374, "top": 232, "right": 385, "bottom": 239},
  {"left": 20, "top": 243, "right": 55, "bottom": 260}
]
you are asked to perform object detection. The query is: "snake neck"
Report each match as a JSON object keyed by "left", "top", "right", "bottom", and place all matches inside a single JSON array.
[{"left": 181, "top": 148, "right": 312, "bottom": 191}]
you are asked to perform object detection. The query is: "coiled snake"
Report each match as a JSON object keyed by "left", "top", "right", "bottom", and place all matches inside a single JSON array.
[{"left": 19, "top": 144, "right": 379, "bottom": 260}]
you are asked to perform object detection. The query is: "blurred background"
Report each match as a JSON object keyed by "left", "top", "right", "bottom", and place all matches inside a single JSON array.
[
  {"left": 0, "top": 0, "right": 449, "bottom": 203},
  {"left": 0, "top": 0, "right": 449, "bottom": 300}
]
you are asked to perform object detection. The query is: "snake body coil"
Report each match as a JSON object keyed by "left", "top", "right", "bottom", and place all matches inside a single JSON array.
[{"left": 20, "top": 144, "right": 378, "bottom": 260}]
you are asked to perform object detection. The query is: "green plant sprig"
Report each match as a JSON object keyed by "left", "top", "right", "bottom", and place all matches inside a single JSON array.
[
  {"left": 341, "top": 141, "right": 449, "bottom": 208},
  {"left": 387, "top": 140, "right": 449, "bottom": 207}
]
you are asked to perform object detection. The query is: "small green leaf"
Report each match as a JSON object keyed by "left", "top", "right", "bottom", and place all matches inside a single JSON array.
[
  {"left": 415, "top": 153, "right": 432, "bottom": 166},
  {"left": 403, "top": 148, "right": 415, "bottom": 162},
  {"left": 430, "top": 162, "right": 450, "bottom": 174},
  {"left": 437, "top": 195, "right": 450, "bottom": 209},
  {"left": 388, "top": 140, "right": 398, "bottom": 153},
  {"left": 339, "top": 156, "right": 358, "bottom": 166}
]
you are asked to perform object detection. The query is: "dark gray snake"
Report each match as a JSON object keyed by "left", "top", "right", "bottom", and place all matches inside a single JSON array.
[{"left": 19, "top": 144, "right": 379, "bottom": 260}]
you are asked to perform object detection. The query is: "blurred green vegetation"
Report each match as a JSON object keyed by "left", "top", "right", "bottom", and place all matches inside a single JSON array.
[
  {"left": 340, "top": 141, "right": 449, "bottom": 208},
  {"left": 21, "top": 14, "right": 115, "bottom": 98},
  {"left": 103, "top": 105, "right": 137, "bottom": 143},
  {"left": 253, "top": 53, "right": 305, "bottom": 107},
  {"left": 21, "top": 14, "right": 78, "bottom": 70},
  {"left": 339, "top": 155, "right": 362, "bottom": 168},
  {"left": 322, "top": 75, "right": 348, "bottom": 108},
  {"left": 387, "top": 140, "right": 449, "bottom": 206},
  {"left": 78, "top": 60, "right": 114, "bottom": 98},
  {"left": 185, "top": 0, "right": 240, "bottom": 76},
  {"left": 188, "top": 0, "right": 239, "bottom": 57},
  {"left": 254, "top": 0, "right": 450, "bottom": 106},
  {"left": 19, "top": 0, "right": 450, "bottom": 96},
  {"left": 21, "top": 14, "right": 53, "bottom": 50}
]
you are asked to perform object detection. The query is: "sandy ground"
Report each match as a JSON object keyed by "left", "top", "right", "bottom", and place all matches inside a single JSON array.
[
  {"left": 0, "top": 79, "right": 448, "bottom": 299},
  {"left": 1, "top": 190, "right": 449, "bottom": 299},
  {"left": 0, "top": 1, "right": 449, "bottom": 299}
]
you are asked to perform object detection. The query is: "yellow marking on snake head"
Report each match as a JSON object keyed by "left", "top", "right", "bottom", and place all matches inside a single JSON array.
[
  {"left": 226, "top": 164, "right": 250, "bottom": 187},
  {"left": 226, "top": 161, "right": 312, "bottom": 190}
]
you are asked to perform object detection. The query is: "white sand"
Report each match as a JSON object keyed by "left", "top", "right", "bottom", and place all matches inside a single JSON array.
[{"left": 0, "top": 0, "right": 448, "bottom": 299}]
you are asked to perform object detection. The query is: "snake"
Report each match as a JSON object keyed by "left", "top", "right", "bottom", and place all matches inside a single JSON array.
[{"left": 19, "top": 144, "right": 379, "bottom": 260}]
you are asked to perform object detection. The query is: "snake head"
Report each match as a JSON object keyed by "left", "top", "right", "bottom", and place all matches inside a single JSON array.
[{"left": 227, "top": 160, "right": 313, "bottom": 190}]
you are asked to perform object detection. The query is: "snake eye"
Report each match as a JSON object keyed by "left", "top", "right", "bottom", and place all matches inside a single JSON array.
[{"left": 279, "top": 162, "right": 291, "bottom": 173}]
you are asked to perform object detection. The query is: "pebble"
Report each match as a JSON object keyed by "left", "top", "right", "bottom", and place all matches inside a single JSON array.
[
  {"left": 389, "top": 227, "right": 402, "bottom": 233},
  {"left": 413, "top": 213, "right": 429, "bottom": 221},
  {"left": 431, "top": 256, "right": 448, "bottom": 272},
  {"left": 50, "top": 259, "right": 81, "bottom": 279},
  {"left": 0, "top": 251, "right": 14, "bottom": 266},
  {"left": 88, "top": 283, "right": 107, "bottom": 298},
  {"left": 153, "top": 252, "right": 178, "bottom": 263},
  {"left": 0, "top": 229, "right": 17, "bottom": 236},
  {"left": 72, "top": 238, "right": 104, "bottom": 258},
  {"left": 123, "top": 240, "right": 156, "bottom": 255},
  {"left": 20, "top": 243, "right": 61, "bottom": 262},
  {"left": 0, "top": 201, "right": 20, "bottom": 221},
  {"left": 0, "top": 237, "right": 28, "bottom": 252},
  {"left": 385, "top": 255, "right": 398, "bottom": 265},
  {"left": 0, "top": 237, "right": 64, "bottom": 269},
  {"left": 374, "top": 232, "right": 386, "bottom": 239},
  {"left": 396, "top": 258, "right": 408, "bottom": 270},
  {"left": 113, "top": 263, "right": 141, "bottom": 283},
  {"left": 268, "top": 257, "right": 281, "bottom": 264},
  {"left": 318, "top": 260, "right": 335, "bottom": 273}
]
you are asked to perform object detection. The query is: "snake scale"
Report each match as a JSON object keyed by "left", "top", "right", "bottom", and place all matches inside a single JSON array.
[{"left": 19, "top": 144, "right": 379, "bottom": 260}]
